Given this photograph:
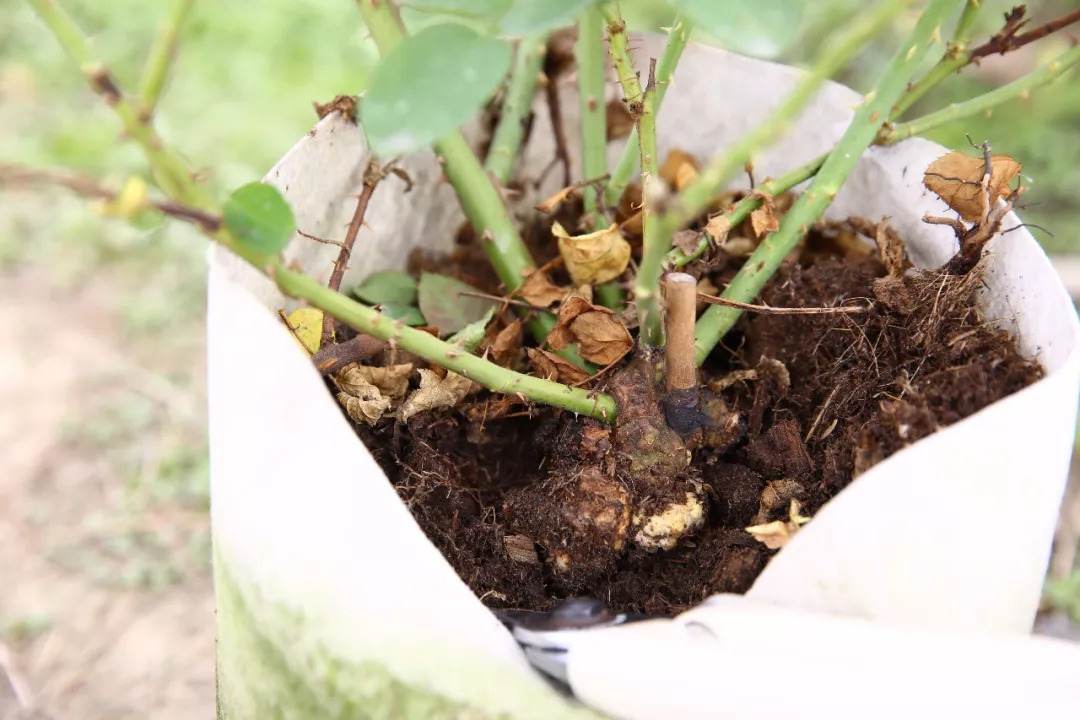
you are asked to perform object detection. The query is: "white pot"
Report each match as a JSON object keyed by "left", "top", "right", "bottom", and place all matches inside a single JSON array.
[{"left": 207, "top": 39, "right": 1080, "bottom": 718}]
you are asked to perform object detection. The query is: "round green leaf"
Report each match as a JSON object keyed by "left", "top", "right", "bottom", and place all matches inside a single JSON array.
[
  {"left": 417, "top": 272, "right": 498, "bottom": 335},
  {"left": 671, "top": 0, "right": 803, "bottom": 58},
  {"left": 498, "top": 0, "right": 598, "bottom": 36},
  {"left": 223, "top": 182, "right": 296, "bottom": 255},
  {"left": 409, "top": 0, "right": 511, "bottom": 19},
  {"left": 352, "top": 270, "right": 418, "bottom": 306},
  {"left": 361, "top": 23, "right": 512, "bottom": 155}
]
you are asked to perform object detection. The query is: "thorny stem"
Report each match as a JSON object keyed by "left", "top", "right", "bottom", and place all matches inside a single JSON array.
[
  {"left": 576, "top": 7, "right": 607, "bottom": 225},
  {"left": 274, "top": 266, "right": 617, "bottom": 421},
  {"left": 25, "top": 0, "right": 212, "bottom": 210},
  {"left": 893, "top": 0, "right": 982, "bottom": 117},
  {"left": 603, "top": 16, "right": 692, "bottom": 209},
  {"left": 484, "top": 32, "right": 549, "bottom": 185},
  {"left": 354, "top": 0, "right": 590, "bottom": 370},
  {"left": 693, "top": 0, "right": 961, "bottom": 366},
  {"left": 599, "top": 3, "right": 666, "bottom": 344},
  {"left": 968, "top": 7, "right": 1080, "bottom": 60},
  {"left": 880, "top": 40, "right": 1080, "bottom": 144},
  {"left": 138, "top": 0, "right": 194, "bottom": 119},
  {"left": 322, "top": 159, "right": 384, "bottom": 345},
  {"left": 663, "top": 273, "right": 697, "bottom": 391},
  {"left": 658, "top": 0, "right": 911, "bottom": 235}
]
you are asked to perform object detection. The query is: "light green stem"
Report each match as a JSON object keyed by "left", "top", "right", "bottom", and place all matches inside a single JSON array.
[
  {"left": 355, "top": 0, "right": 589, "bottom": 369},
  {"left": 577, "top": 7, "right": 607, "bottom": 223},
  {"left": 274, "top": 266, "right": 617, "bottom": 422},
  {"left": 661, "top": 0, "right": 911, "bottom": 234},
  {"left": 892, "top": 0, "right": 980, "bottom": 117},
  {"left": 138, "top": 0, "right": 194, "bottom": 118},
  {"left": 603, "top": 16, "right": 691, "bottom": 208},
  {"left": 880, "top": 40, "right": 1080, "bottom": 144},
  {"left": 484, "top": 32, "right": 549, "bottom": 185},
  {"left": 693, "top": 0, "right": 961, "bottom": 366},
  {"left": 25, "top": 0, "right": 211, "bottom": 209},
  {"left": 600, "top": 2, "right": 664, "bottom": 344}
]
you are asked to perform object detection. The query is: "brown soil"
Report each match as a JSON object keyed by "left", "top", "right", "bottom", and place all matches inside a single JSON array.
[{"left": 348, "top": 218, "right": 1042, "bottom": 616}]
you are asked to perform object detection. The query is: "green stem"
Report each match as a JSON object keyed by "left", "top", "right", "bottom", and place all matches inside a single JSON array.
[
  {"left": 484, "top": 32, "right": 549, "bottom": 185},
  {"left": 892, "top": 0, "right": 981, "bottom": 117},
  {"left": 603, "top": 16, "right": 691, "bottom": 208},
  {"left": 355, "top": 0, "right": 590, "bottom": 369},
  {"left": 25, "top": 0, "right": 211, "bottom": 209},
  {"left": 274, "top": 266, "right": 617, "bottom": 422},
  {"left": 693, "top": 0, "right": 961, "bottom": 366},
  {"left": 880, "top": 40, "right": 1080, "bottom": 144},
  {"left": 660, "top": 0, "right": 910, "bottom": 234},
  {"left": 576, "top": 7, "right": 607, "bottom": 223},
  {"left": 600, "top": 3, "right": 664, "bottom": 344},
  {"left": 138, "top": 0, "right": 193, "bottom": 118}
]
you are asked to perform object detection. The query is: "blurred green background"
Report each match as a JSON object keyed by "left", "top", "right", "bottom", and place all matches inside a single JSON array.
[{"left": 0, "top": 0, "right": 1077, "bottom": 698}]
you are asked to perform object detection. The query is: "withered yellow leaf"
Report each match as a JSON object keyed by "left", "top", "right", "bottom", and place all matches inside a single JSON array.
[
  {"left": 660, "top": 149, "right": 700, "bottom": 191},
  {"left": 746, "top": 499, "right": 810, "bottom": 550},
  {"left": 286, "top": 307, "right": 324, "bottom": 354},
  {"left": 553, "top": 221, "right": 631, "bottom": 286},
  {"left": 536, "top": 184, "right": 576, "bottom": 214},
  {"left": 749, "top": 191, "right": 779, "bottom": 238},
  {"left": 527, "top": 348, "right": 591, "bottom": 385},
  {"left": 704, "top": 214, "right": 731, "bottom": 244},
  {"left": 337, "top": 363, "right": 413, "bottom": 399},
  {"left": 400, "top": 369, "right": 476, "bottom": 421},
  {"left": 923, "top": 151, "right": 1021, "bottom": 222},
  {"left": 337, "top": 391, "right": 391, "bottom": 426},
  {"left": 517, "top": 269, "right": 566, "bottom": 307}
]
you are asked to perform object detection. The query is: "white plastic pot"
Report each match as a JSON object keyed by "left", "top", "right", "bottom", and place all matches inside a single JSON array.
[{"left": 207, "top": 38, "right": 1080, "bottom": 718}]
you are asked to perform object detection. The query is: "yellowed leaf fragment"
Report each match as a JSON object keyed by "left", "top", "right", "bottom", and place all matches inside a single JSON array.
[
  {"left": 553, "top": 221, "right": 631, "bottom": 286},
  {"left": 517, "top": 269, "right": 566, "bottom": 307},
  {"left": 660, "top": 149, "right": 700, "bottom": 191},
  {"left": 749, "top": 191, "right": 779, "bottom": 238},
  {"left": 400, "top": 368, "right": 475, "bottom": 421},
  {"left": 923, "top": 151, "right": 1022, "bottom": 222},
  {"left": 286, "top": 307, "right": 324, "bottom": 354},
  {"left": 337, "top": 363, "right": 413, "bottom": 399},
  {"left": 746, "top": 499, "right": 811, "bottom": 550}
]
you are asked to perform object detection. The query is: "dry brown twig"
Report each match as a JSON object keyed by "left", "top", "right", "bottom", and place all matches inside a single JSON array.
[
  {"left": 696, "top": 293, "right": 870, "bottom": 316},
  {"left": 969, "top": 5, "right": 1080, "bottom": 61}
]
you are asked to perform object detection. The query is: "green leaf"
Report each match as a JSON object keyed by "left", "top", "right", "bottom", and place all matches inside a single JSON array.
[
  {"left": 381, "top": 303, "right": 427, "bottom": 326},
  {"left": 447, "top": 307, "right": 496, "bottom": 352},
  {"left": 352, "top": 270, "right": 418, "bottom": 306},
  {"left": 417, "top": 272, "right": 499, "bottom": 335},
  {"left": 499, "top": 0, "right": 598, "bottom": 35},
  {"left": 410, "top": 0, "right": 511, "bottom": 19},
  {"left": 670, "top": 0, "right": 803, "bottom": 58},
  {"left": 361, "top": 24, "right": 512, "bottom": 155},
  {"left": 223, "top": 182, "right": 296, "bottom": 255}
]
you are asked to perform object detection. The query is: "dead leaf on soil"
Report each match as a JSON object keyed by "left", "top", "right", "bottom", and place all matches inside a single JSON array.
[
  {"left": 517, "top": 269, "right": 566, "bottom": 307},
  {"left": 745, "top": 498, "right": 811, "bottom": 550},
  {"left": 553, "top": 221, "right": 631, "bottom": 286},
  {"left": 606, "top": 97, "right": 634, "bottom": 140},
  {"left": 337, "top": 390, "right": 392, "bottom": 426},
  {"left": 704, "top": 214, "right": 731, "bottom": 244},
  {"left": 547, "top": 296, "right": 632, "bottom": 365},
  {"left": 491, "top": 319, "right": 523, "bottom": 365},
  {"left": 620, "top": 210, "right": 643, "bottom": 236},
  {"left": 672, "top": 229, "right": 702, "bottom": 255},
  {"left": 528, "top": 347, "right": 591, "bottom": 385},
  {"left": 400, "top": 368, "right": 476, "bottom": 421},
  {"left": 749, "top": 190, "right": 780, "bottom": 238},
  {"left": 337, "top": 363, "right": 413, "bottom": 399},
  {"left": 660, "top": 149, "right": 700, "bottom": 191},
  {"left": 504, "top": 534, "right": 540, "bottom": 564},
  {"left": 923, "top": 151, "right": 1021, "bottom": 222}
]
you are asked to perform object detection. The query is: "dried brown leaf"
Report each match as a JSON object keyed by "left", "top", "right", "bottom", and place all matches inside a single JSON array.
[
  {"left": 620, "top": 210, "right": 643, "bottom": 236},
  {"left": 749, "top": 191, "right": 779, "bottom": 238},
  {"left": 704, "top": 214, "right": 731, "bottom": 244},
  {"left": 606, "top": 98, "right": 634, "bottom": 140},
  {"left": 527, "top": 347, "right": 591, "bottom": 385},
  {"left": 660, "top": 149, "right": 700, "bottom": 191},
  {"left": 504, "top": 534, "right": 540, "bottom": 564},
  {"left": 923, "top": 151, "right": 1021, "bottom": 222},
  {"left": 400, "top": 369, "right": 476, "bottom": 421},
  {"left": 517, "top": 269, "right": 566, "bottom": 307},
  {"left": 553, "top": 221, "right": 631, "bottom": 285},
  {"left": 536, "top": 184, "right": 576, "bottom": 214},
  {"left": 337, "top": 391, "right": 391, "bottom": 426},
  {"left": 491, "top": 319, "right": 523, "bottom": 365},
  {"left": 546, "top": 296, "right": 632, "bottom": 365},
  {"left": 336, "top": 363, "right": 413, "bottom": 399},
  {"left": 696, "top": 276, "right": 718, "bottom": 313},
  {"left": 671, "top": 229, "right": 702, "bottom": 255}
]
